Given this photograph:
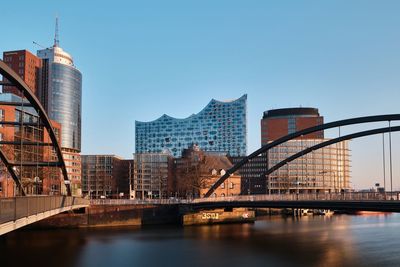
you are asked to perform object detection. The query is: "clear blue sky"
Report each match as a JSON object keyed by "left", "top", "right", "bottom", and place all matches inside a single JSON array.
[{"left": 1, "top": 0, "right": 400, "bottom": 189}]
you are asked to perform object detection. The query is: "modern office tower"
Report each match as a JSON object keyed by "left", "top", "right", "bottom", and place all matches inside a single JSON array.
[
  {"left": 37, "top": 24, "right": 83, "bottom": 196},
  {"left": 261, "top": 107, "right": 324, "bottom": 145},
  {"left": 132, "top": 151, "right": 174, "bottom": 199},
  {"left": 135, "top": 94, "right": 247, "bottom": 158},
  {"left": 262, "top": 107, "right": 351, "bottom": 193},
  {"left": 230, "top": 153, "right": 267, "bottom": 195},
  {"left": 0, "top": 93, "right": 62, "bottom": 197},
  {"left": 82, "top": 155, "right": 133, "bottom": 199},
  {"left": 174, "top": 144, "right": 241, "bottom": 198},
  {"left": 2, "top": 50, "right": 42, "bottom": 96}
]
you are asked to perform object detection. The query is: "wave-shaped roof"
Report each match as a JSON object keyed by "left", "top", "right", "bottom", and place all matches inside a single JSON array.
[{"left": 136, "top": 94, "right": 247, "bottom": 124}]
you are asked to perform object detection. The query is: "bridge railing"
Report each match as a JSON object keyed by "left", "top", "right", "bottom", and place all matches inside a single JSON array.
[
  {"left": 90, "top": 198, "right": 190, "bottom": 205},
  {"left": 191, "top": 192, "right": 400, "bottom": 203},
  {"left": 0, "top": 196, "right": 89, "bottom": 224},
  {"left": 89, "top": 192, "right": 400, "bottom": 205}
]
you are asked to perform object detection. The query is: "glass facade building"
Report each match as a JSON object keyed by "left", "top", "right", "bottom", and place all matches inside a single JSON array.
[
  {"left": 267, "top": 139, "right": 351, "bottom": 193},
  {"left": 133, "top": 152, "right": 173, "bottom": 199},
  {"left": 38, "top": 46, "right": 82, "bottom": 152},
  {"left": 135, "top": 95, "right": 247, "bottom": 158},
  {"left": 37, "top": 45, "right": 83, "bottom": 196},
  {"left": 48, "top": 63, "right": 82, "bottom": 150}
]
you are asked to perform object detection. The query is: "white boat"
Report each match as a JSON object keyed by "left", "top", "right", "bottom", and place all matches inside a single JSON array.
[{"left": 313, "top": 209, "right": 334, "bottom": 216}]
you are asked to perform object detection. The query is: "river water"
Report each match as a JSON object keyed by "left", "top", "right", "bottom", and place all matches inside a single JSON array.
[{"left": 1, "top": 213, "right": 400, "bottom": 267}]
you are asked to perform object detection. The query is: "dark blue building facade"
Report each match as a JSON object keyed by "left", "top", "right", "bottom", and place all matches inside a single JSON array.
[{"left": 135, "top": 95, "right": 247, "bottom": 158}]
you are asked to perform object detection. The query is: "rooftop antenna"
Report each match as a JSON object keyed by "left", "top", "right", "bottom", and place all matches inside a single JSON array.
[{"left": 54, "top": 16, "right": 59, "bottom": 47}]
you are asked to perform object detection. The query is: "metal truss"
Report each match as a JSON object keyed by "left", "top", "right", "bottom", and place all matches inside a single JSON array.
[{"left": 0, "top": 60, "right": 71, "bottom": 196}]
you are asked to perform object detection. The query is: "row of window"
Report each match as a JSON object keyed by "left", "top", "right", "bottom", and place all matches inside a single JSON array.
[{"left": 136, "top": 97, "right": 247, "bottom": 157}]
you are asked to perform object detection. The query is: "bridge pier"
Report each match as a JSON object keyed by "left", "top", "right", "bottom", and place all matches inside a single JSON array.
[{"left": 182, "top": 208, "right": 255, "bottom": 226}]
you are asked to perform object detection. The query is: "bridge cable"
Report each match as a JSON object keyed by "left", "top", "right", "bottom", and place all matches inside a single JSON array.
[
  {"left": 389, "top": 121, "right": 393, "bottom": 194},
  {"left": 46, "top": 125, "right": 50, "bottom": 194},
  {"left": 19, "top": 93, "right": 24, "bottom": 195},
  {"left": 36, "top": 110, "right": 40, "bottom": 194},
  {"left": 382, "top": 133, "right": 386, "bottom": 192},
  {"left": 300, "top": 136, "right": 304, "bottom": 195},
  {"left": 338, "top": 127, "right": 341, "bottom": 191}
]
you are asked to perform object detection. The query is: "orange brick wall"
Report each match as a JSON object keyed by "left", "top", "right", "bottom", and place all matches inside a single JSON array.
[
  {"left": 2, "top": 50, "right": 42, "bottom": 97},
  {"left": 261, "top": 116, "right": 324, "bottom": 144},
  {"left": 296, "top": 117, "right": 324, "bottom": 139}
]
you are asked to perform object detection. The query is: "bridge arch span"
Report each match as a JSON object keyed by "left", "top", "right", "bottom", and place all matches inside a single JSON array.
[
  {"left": 0, "top": 60, "right": 70, "bottom": 196},
  {"left": 263, "top": 125, "right": 400, "bottom": 179},
  {"left": 204, "top": 114, "right": 400, "bottom": 197}
]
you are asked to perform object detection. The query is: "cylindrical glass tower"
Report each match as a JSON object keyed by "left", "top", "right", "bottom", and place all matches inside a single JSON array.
[{"left": 49, "top": 63, "right": 82, "bottom": 151}]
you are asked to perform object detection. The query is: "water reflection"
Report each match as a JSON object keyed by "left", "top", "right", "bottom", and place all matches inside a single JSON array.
[{"left": 1, "top": 214, "right": 400, "bottom": 267}]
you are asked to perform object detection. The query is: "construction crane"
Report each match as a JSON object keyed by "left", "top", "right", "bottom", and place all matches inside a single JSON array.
[{"left": 32, "top": 41, "right": 45, "bottom": 49}]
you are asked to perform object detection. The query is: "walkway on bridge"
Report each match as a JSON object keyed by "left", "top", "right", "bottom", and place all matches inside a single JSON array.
[
  {"left": 89, "top": 192, "right": 400, "bottom": 213},
  {"left": 189, "top": 193, "right": 400, "bottom": 212},
  {"left": 0, "top": 196, "right": 89, "bottom": 236}
]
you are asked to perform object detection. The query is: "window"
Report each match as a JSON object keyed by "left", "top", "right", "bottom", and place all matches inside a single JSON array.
[{"left": 0, "top": 109, "right": 4, "bottom": 127}]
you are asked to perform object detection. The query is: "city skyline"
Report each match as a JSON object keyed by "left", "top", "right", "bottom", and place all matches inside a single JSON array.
[
  {"left": 1, "top": 0, "right": 400, "bottom": 189},
  {"left": 2, "top": 3, "right": 400, "bottom": 267}
]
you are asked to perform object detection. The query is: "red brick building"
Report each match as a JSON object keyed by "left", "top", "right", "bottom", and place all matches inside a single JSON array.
[
  {"left": 0, "top": 96, "right": 63, "bottom": 197},
  {"left": 261, "top": 107, "right": 324, "bottom": 145},
  {"left": 42, "top": 120, "right": 62, "bottom": 195},
  {"left": 0, "top": 50, "right": 65, "bottom": 197},
  {"left": 2, "top": 50, "right": 42, "bottom": 96},
  {"left": 81, "top": 155, "right": 134, "bottom": 199},
  {"left": 174, "top": 145, "right": 241, "bottom": 198}
]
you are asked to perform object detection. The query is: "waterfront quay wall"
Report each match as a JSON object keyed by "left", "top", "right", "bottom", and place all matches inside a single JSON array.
[
  {"left": 30, "top": 204, "right": 181, "bottom": 229},
  {"left": 29, "top": 202, "right": 257, "bottom": 229}
]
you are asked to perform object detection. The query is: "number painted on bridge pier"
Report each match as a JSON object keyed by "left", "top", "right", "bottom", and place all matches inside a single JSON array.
[{"left": 201, "top": 213, "right": 219, "bottom": 220}]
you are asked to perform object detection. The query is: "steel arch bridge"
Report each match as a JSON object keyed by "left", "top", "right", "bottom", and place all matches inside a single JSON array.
[
  {"left": 204, "top": 114, "right": 400, "bottom": 197},
  {"left": 0, "top": 60, "right": 71, "bottom": 196},
  {"left": 262, "top": 126, "right": 400, "bottom": 178}
]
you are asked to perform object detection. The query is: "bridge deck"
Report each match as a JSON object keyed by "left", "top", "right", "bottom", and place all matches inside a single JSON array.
[
  {"left": 90, "top": 193, "right": 400, "bottom": 212},
  {"left": 0, "top": 196, "right": 89, "bottom": 236},
  {"left": 189, "top": 193, "right": 400, "bottom": 212}
]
